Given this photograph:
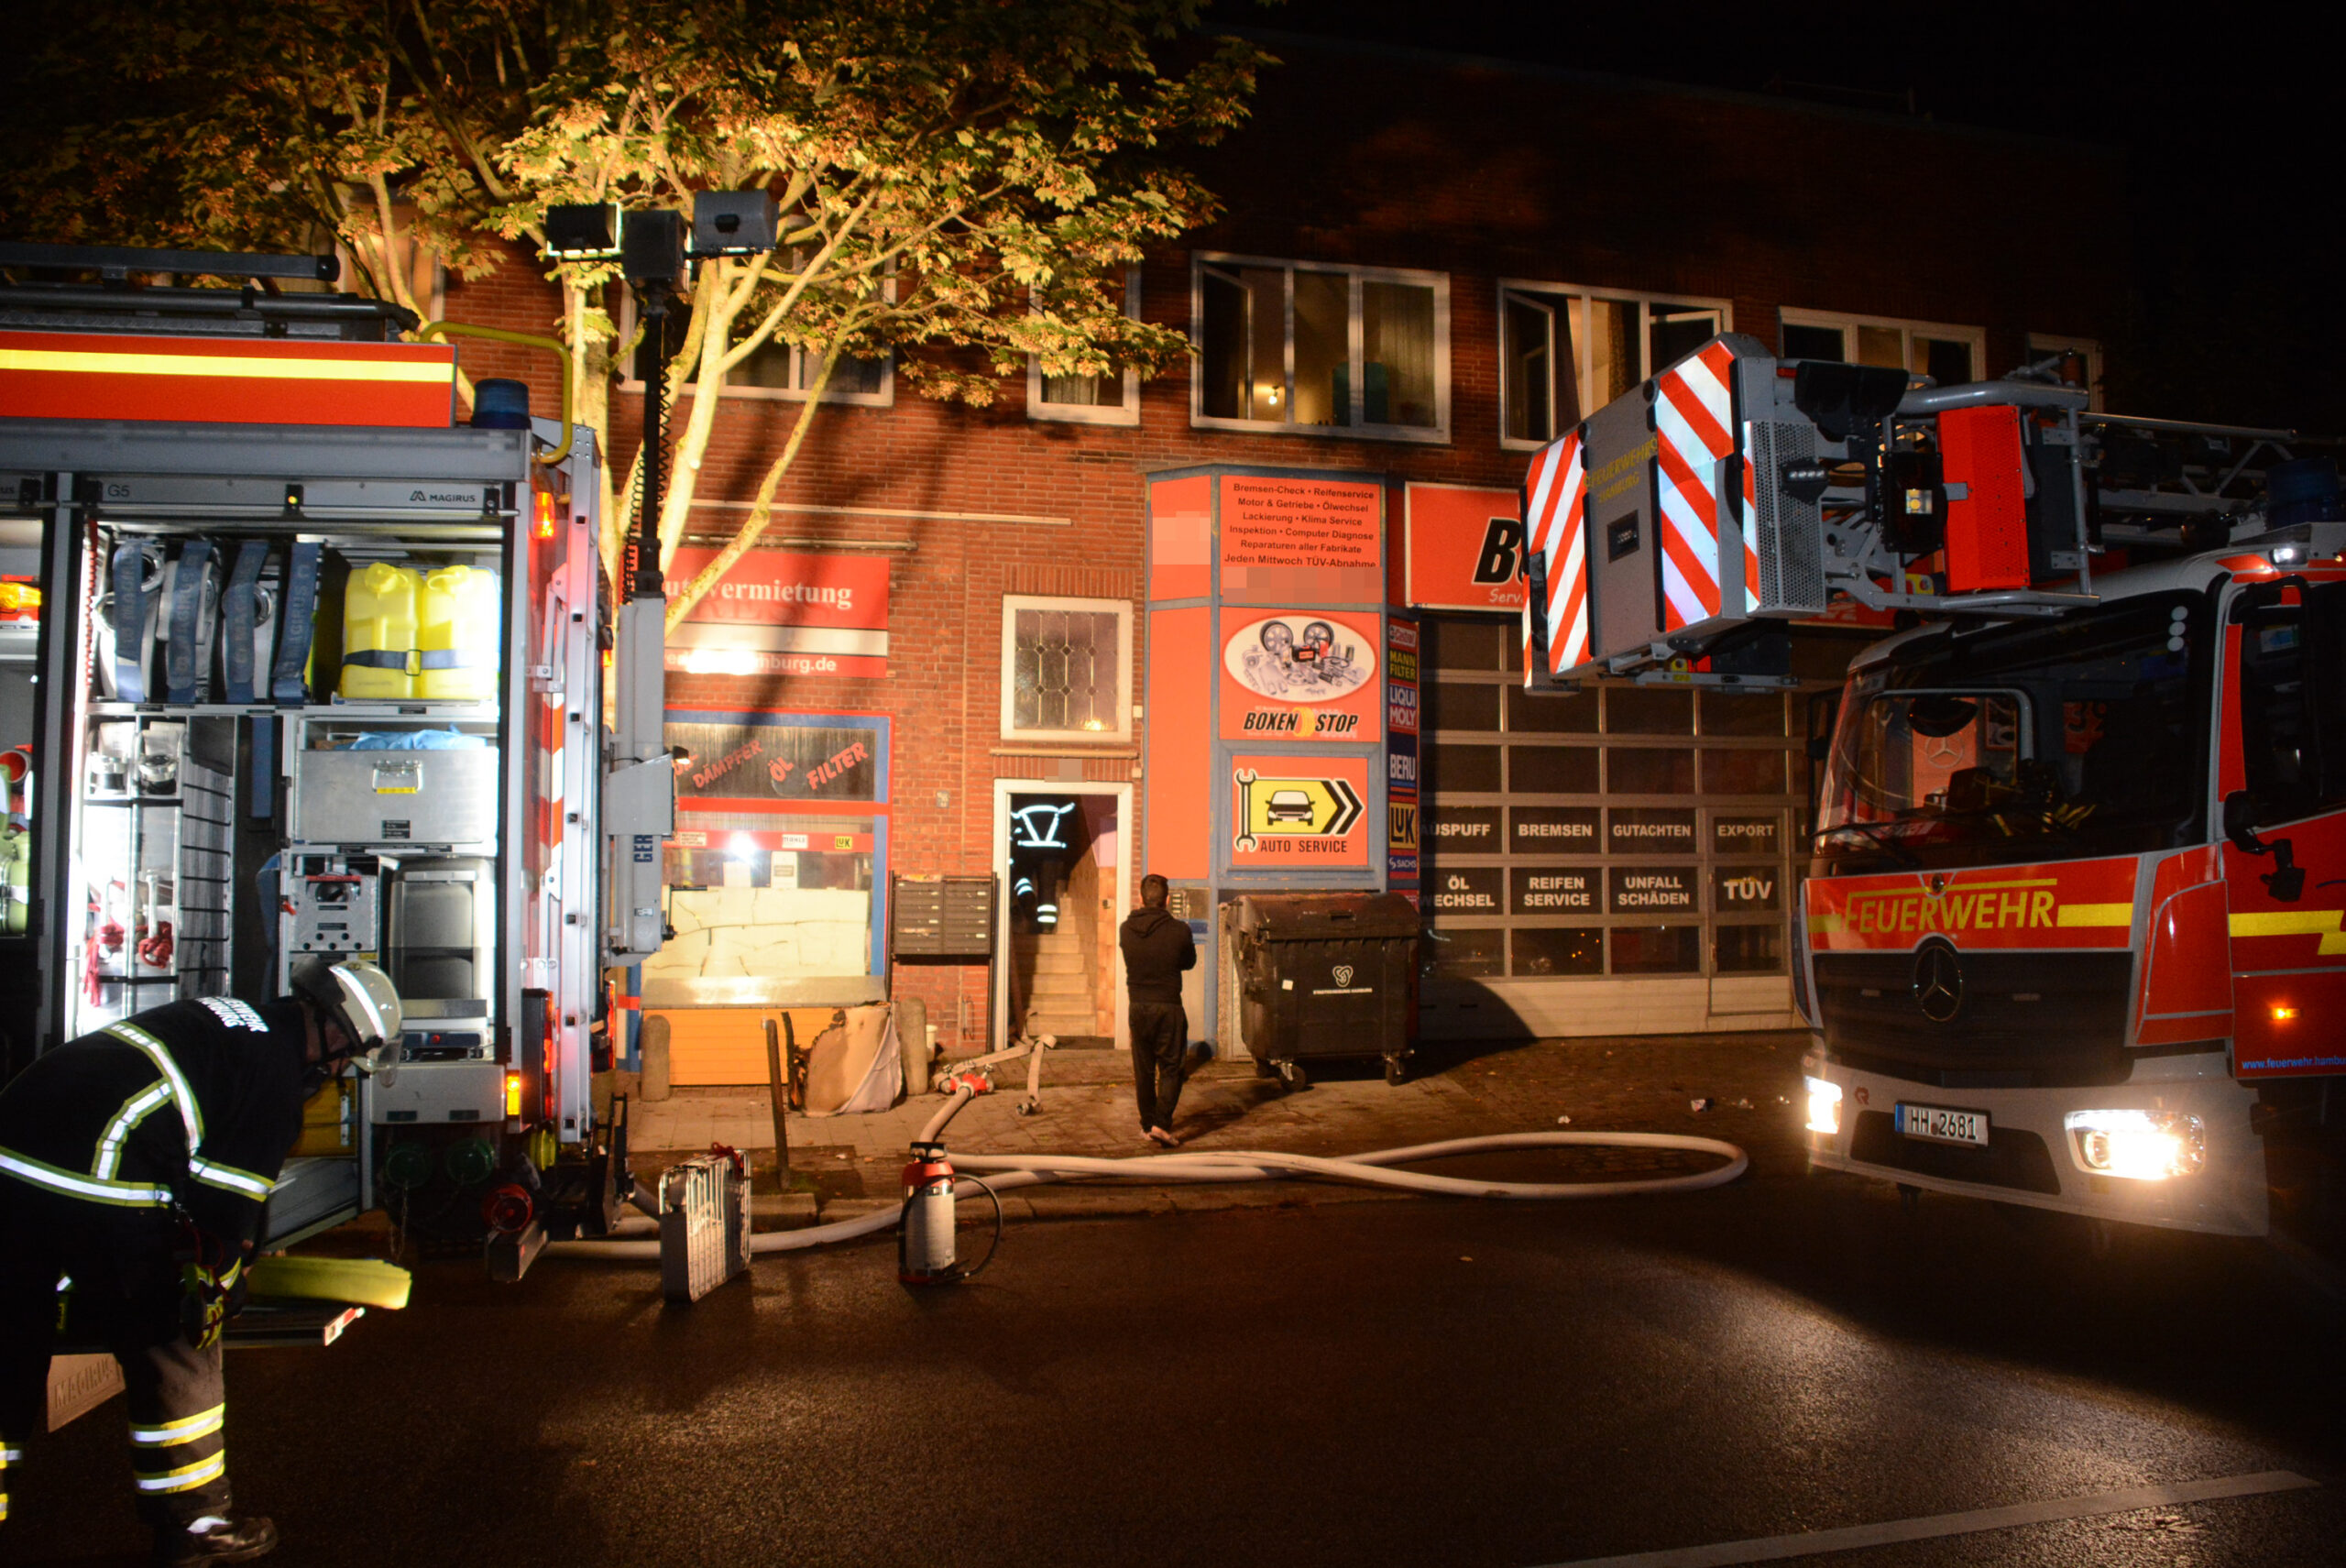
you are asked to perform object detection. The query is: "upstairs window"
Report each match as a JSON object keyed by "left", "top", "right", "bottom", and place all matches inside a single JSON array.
[
  {"left": 1780, "top": 308, "right": 1983, "bottom": 390},
  {"left": 1028, "top": 268, "right": 1142, "bottom": 426},
  {"left": 2027, "top": 333, "right": 2105, "bottom": 411},
  {"left": 1498, "top": 283, "right": 1729, "bottom": 448},
  {"left": 1192, "top": 254, "right": 1449, "bottom": 443}
]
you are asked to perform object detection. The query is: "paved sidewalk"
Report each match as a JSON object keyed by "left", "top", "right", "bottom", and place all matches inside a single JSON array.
[{"left": 618, "top": 1031, "right": 1814, "bottom": 1223}]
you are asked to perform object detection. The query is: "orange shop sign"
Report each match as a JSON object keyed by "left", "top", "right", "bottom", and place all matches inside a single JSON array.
[
  {"left": 1218, "top": 608, "right": 1383, "bottom": 742},
  {"left": 664, "top": 548, "right": 891, "bottom": 678},
  {"left": 1406, "top": 482, "right": 1527, "bottom": 612}
]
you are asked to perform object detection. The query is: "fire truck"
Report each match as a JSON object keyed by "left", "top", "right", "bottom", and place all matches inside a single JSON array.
[
  {"left": 1519, "top": 331, "right": 2344, "bottom": 1237},
  {"left": 0, "top": 242, "right": 674, "bottom": 1277}
]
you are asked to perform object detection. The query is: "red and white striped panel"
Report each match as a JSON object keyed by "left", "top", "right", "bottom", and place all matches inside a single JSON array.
[
  {"left": 1740, "top": 440, "right": 1760, "bottom": 614},
  {"left": 1523, "top": 431, "right": 1590, "bottom": 673},
  {"left": 1652, "top": 340, "right": 1738, "bottom": 630}
]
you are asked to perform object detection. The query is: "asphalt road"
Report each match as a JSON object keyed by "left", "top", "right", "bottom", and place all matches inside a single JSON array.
[{"left": 10, "top": 1161, "right": 2341, "bottom": 1567}]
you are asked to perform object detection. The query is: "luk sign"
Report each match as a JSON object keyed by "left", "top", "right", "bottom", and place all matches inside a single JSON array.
[
  {"left": 1230, "top": 755, "right": 1370, "bottom": 869},
  {"left": 1405, "top": 482, "right": 1528, "bottom": 612}
]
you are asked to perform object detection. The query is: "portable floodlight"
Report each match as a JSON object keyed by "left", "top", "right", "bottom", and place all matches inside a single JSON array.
[
  {"left": 543, "top": 203, "right": 623, "bottom": 261},
  {"left": 690, "top": 192, "right": 781, "bottom": 258}
]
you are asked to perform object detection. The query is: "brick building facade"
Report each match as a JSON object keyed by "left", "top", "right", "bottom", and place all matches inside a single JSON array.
[{"left": 441, "top": 34, "right": 2125, "bottom": 1075}]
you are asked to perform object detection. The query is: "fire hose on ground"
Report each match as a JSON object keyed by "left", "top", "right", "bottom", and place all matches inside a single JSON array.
[{"left": 543, "top": 1085, "right": 1750, "bottom": 1266}]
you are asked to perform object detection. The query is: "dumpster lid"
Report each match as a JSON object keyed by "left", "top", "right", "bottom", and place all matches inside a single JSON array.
[{"left": 1231, "top": 891, "right": 1420, "bottom": 940}]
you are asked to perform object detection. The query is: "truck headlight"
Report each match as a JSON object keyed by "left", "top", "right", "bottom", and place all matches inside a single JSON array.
[
  {"left": 1804, "top": 1076, "right": 1843, "bottom": 1135},
  {"left": 2063, "top": 1109, "right": 2205, "bottom": 1180}
]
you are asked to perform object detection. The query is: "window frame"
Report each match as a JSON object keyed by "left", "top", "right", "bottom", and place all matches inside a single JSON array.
[
  {"left": 2027, "top": 332, "right": 2105, "bottom": 411},
  {"left": 1778, "top": 306, "right": 1986, "bottom": 386},
  {"left": 615, "top": 291, "right": 896, "bottom": 409},
  {"left": 1027, "top": 266, "right": 1143, "bottom": 427},
  {"left": 1189, "top": 250, "right": 1452, "bottom": 444},
  {"left": 999, "top": 594, "right": 1135, "bottom": 744},
  {"left": 1496, "top": 280, "right": 1734, "bottom": 452}
]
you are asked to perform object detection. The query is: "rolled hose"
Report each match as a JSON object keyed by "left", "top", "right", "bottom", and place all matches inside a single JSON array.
[{"left": 543, "top": 1131, "right": 1748, "bottom": 1261}]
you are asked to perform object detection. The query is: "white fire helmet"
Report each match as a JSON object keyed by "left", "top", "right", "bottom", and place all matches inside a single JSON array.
[{"left": 290, "top": 957, "right": 404, "bottom": 1074}]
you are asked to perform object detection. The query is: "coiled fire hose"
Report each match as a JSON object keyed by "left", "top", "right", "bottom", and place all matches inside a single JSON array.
[{"left": 544, "top": 1115, "right": 1749, "bottom": 1264}]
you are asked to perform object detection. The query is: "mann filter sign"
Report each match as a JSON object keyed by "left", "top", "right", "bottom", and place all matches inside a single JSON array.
[
  {"left": 1610, "top": 865, "right": 1698, "bottom": 915},
  {"left": 665, "top": 548, "right": 891, "bottom": 677}
]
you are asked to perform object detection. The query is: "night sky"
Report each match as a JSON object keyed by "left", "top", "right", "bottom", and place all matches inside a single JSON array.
[{"left": 1229, "top": 0, "right": 2343, "bottom": 434}]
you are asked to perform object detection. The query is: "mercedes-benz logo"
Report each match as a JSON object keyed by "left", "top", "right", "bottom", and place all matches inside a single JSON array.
[{"left": 1911, "top": 938, "right": 1965, "bottom": 1024}]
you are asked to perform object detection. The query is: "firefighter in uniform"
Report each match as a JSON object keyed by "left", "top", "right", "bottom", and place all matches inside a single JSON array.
[{"left": 0, "top": 958, "right": 400, "bottom": 1564}]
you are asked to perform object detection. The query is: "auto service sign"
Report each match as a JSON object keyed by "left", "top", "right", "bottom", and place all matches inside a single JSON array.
[{"left": 1229, "top": 754, "right": 1371, "bottom": 870}]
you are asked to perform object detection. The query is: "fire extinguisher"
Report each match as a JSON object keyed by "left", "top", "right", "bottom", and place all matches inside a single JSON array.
[{"left": 897, "top": 1139, "right": 1003, "bottom": 1287}]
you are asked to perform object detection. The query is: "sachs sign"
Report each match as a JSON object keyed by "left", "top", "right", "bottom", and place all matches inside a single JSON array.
[{"left": 1219, "top": 609, "right": 1382, "bottom": 741}]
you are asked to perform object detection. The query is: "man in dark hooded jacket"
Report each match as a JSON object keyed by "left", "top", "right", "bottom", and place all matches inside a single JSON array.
[{"left": 1118, "top": 874, "right": 1196, "bottom": 1146}]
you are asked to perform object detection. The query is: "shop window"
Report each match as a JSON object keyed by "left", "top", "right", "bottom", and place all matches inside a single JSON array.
[
  {"left": 1701, "top": 748, "right": 1788, "bottom": 795},
  {"left": 1029, "top": 267, "right": 1142, "bottom": 425},
  {"left": 1424, "top": 617, "right": 1508, "bottom": 672},
  {"left": 654, "top": 711, "right": 891, "bottom": 986},
  {"left": 1427, "top": 681, "right": 1499, "bottom": 732},
  {"left": 2026, "top": 333, "right": 2104, "bottom": 411},
  {"left": 1779, "top": 307, "right": 1983, "bottom": 388},
  {"left": 1715, "top": 923, "right": 1786, "bottom": 973},
  {"left": 1498, "top": 280, "right": 1729, "bottom": 448},
  {"left": 1423, "top": 742, "right": 1501, "bottom": 795},
  {"left": 1699, "top": 690, "right": 1787, "bottom": 738},
  {"left": 1611, "top": 925, "right": 1702, "bottom": 974},
  {"left": 1507, "top": 684, "right": 1598, "bottom": 733},
  {"left": 1513, "top": 926, "right": 1603, "bottom": 977},
  {"left": 1194, "top": 253, "right": 1449, "bottom": 442},
  {"left": 1001, "top": 596, "right": 1132, "bottom": 742},
  {"left": 1606, "top": 686, "right": 1693, "bottom": 734},
  {"left": 1608, "top": 747, "right": 1694, "bottom": 795},
  {"left": 1422, "top": 926, "right": 1505, "bottom": 979},
  {"left": 1508, "top": 745, "right": 1599, "bottom": 795}
]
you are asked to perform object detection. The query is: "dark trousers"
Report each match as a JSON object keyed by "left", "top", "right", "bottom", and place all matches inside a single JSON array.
[
  {"left": 0, "top": 1181, "right": 231, "bottom": 1530},
  {"left": 1129, "top": 1002, "right": 1189, "bottom": 1132}
]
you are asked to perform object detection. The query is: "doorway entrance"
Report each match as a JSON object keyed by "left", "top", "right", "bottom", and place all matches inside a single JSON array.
[{"left": 992, "top": 780, "right": 1131, "bottom": 1050}]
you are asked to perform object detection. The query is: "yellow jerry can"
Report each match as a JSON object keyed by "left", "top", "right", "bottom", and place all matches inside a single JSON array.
[
  {"left": 340, "top": 562, "right": 420, "bottom": 699},
  {"left": 416, "top": 565, "right": 499, "bottom": 700}
]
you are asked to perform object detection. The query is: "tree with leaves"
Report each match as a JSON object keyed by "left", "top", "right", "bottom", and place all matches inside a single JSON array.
[{"left": 0, "top": 0, "right": 1265, "bottom": 620}]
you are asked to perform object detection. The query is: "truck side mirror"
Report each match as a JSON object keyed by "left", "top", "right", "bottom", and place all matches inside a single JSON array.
[
  {"left": 2222, "top": 790, "right": 2265, "bottom": 854},
  {"left": 2225, "top": 790, "right": 2306, "bottom": 901}
]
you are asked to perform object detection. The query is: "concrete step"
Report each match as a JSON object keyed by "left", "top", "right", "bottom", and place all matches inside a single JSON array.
[
  {"left": 1024, "top": 950, "right": 1089, "bottom": 976},
  {"left": 1028, "top": 970, "right": 1092, "bottom": 995},
  {"left": 1025, "top": 1011, "right": 1103, "bottom": 1036}
]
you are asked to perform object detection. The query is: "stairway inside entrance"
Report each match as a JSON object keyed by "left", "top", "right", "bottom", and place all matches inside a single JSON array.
[{"left": 1014, "top": 921, "right": 1102, "bottom": 1041}]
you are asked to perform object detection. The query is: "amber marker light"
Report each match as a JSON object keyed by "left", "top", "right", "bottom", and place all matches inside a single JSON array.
[
  {"left": 505, "top": 1069, "right": 524, "bottom": 1119},
  {"left": 2272, "top": 1003, "right": 2299, "bottom": 1022}
]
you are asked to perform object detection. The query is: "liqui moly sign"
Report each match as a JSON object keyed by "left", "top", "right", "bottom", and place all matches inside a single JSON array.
[{"left": 665, "top": 548, "right": 891, "bottom": 678}]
